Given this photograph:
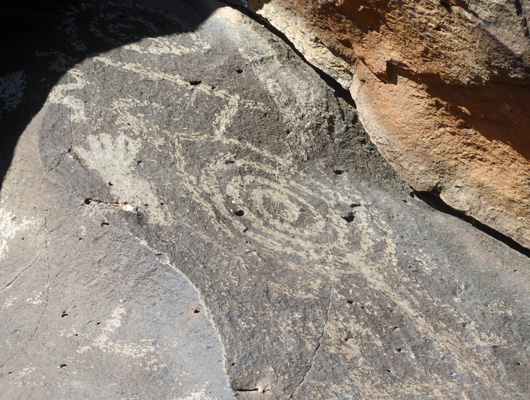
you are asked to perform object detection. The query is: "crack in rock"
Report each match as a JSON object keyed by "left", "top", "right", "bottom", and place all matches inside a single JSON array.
[
  {"left": 289, "top": 284, "right": 333, "bottom": 399},
  {"left": 0, "top": 251, "right": 42, "bottom": 292},
  {"left": 0, "top": 218, "right": 50, "bottom": 369}
]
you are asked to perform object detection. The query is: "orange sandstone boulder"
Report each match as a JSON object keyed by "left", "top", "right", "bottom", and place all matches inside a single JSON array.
[{"left": 248, "top": 0, "right": 530, "bottom": 248}]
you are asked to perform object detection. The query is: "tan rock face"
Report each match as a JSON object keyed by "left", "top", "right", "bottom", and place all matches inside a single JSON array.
[{"left": 249, "top": 0, "right": 530, "bottom": 247}]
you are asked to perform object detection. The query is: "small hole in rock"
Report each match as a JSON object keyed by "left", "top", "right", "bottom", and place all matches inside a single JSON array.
[
  {"left": 61, "top": 311, "right": 68, "bottom": 318},
  {"left": 101, "top": 222, "right": 109, "bottom": 227},
  {"left": 137, "top": 160, "right": 142, "bottom": 165},
  {"left": 108, "top": 182, "right": 113, "bottom": 186},
  {"left": 189, "top": 80, "right": 201, "bottom": 86},
  {"left": 334, "top": 169, "right": 344, "bottom": 175},
  {"left": 342, "top": 212, "right": 355, "bottom": 223},
  {"left": 440, "top": 0, "right": 452, "bottom": 12},
  {"left": 96, "top": 322, "right": 101, "bottom": 326},
  {"left": 516, "top": 362, "right": 521, "bottom": 366},
  {"left": 84, "top": 198, "right": 91, "bottom": 205},
  {"left": 234, "top": 210, "right": 245, "bottom": 217},
  {"left": 236, "top": 68, "right": 243, "bottom": 74},
  {"left": 194, "top": 308, "right": 200, "bottom": 314},
  {"left": 396, "top": 348, "right": 402, "bottom": 353},
  {"left": 59, "top": 364, "right": 67, "bottom": 368},
  {"left": 346, "top": 299, "right": 354, "bottom": 305}
]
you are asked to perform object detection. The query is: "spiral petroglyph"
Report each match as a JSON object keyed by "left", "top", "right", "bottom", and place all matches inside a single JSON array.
[{"left": 189, "top": 152, "right": 353, "bottom": 264}]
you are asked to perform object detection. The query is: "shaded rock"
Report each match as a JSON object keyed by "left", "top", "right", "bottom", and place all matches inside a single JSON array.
[
  {"left": 242, "top": 0, "right": 530, "bottom": 249},
  {"left": 1, "top": 1, "right": 530, "bottom": 399}
]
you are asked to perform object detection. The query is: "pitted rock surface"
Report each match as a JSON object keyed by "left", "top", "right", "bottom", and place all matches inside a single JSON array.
[{"left": 1, "top": 1, "right": 530, "bottom": 399}]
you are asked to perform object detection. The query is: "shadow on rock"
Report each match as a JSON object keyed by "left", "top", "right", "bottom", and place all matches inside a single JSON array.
[{"left": 0, "top": 0, "right": 232, "bottom": 190}]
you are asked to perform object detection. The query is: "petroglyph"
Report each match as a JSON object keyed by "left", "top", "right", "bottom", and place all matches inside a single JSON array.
[
  {"left": 48, "top": 69, "right": 90, "bottom": 123},
  {"left": 75, "top": 133, "right": 169, "bottom": 226},
  {"left": 3, "top": 1, "right": 528, "bottom": 398},
  {"left": 123, "top": 33, "right": 212, "bottom": 57},
  {"left": 43, "top": 6, "right": 530, "bottom": 397}
]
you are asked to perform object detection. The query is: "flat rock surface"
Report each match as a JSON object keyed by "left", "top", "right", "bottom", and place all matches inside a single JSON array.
[{"left": 1, "top": 1, "right": 530, "bottom": 399}]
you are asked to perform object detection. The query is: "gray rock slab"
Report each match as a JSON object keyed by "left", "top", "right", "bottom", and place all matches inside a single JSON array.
[
  {"left": 1, "top": 1, "right": 530, "bottom": 399},
  {"left": 0, "top": 109, "right": 234, "bottom": 399}
]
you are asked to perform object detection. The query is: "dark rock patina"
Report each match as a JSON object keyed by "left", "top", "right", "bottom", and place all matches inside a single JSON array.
[{"left": 1, "top": 1, "right": 529, "bottom": 399}]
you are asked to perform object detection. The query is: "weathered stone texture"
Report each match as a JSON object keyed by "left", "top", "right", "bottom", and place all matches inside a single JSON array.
[
  {"left": 246, "top": 0, "right": 530, "bottom": 248},
  {"left": 1, "top": 1, "right": 530, "bottom": 399}
]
